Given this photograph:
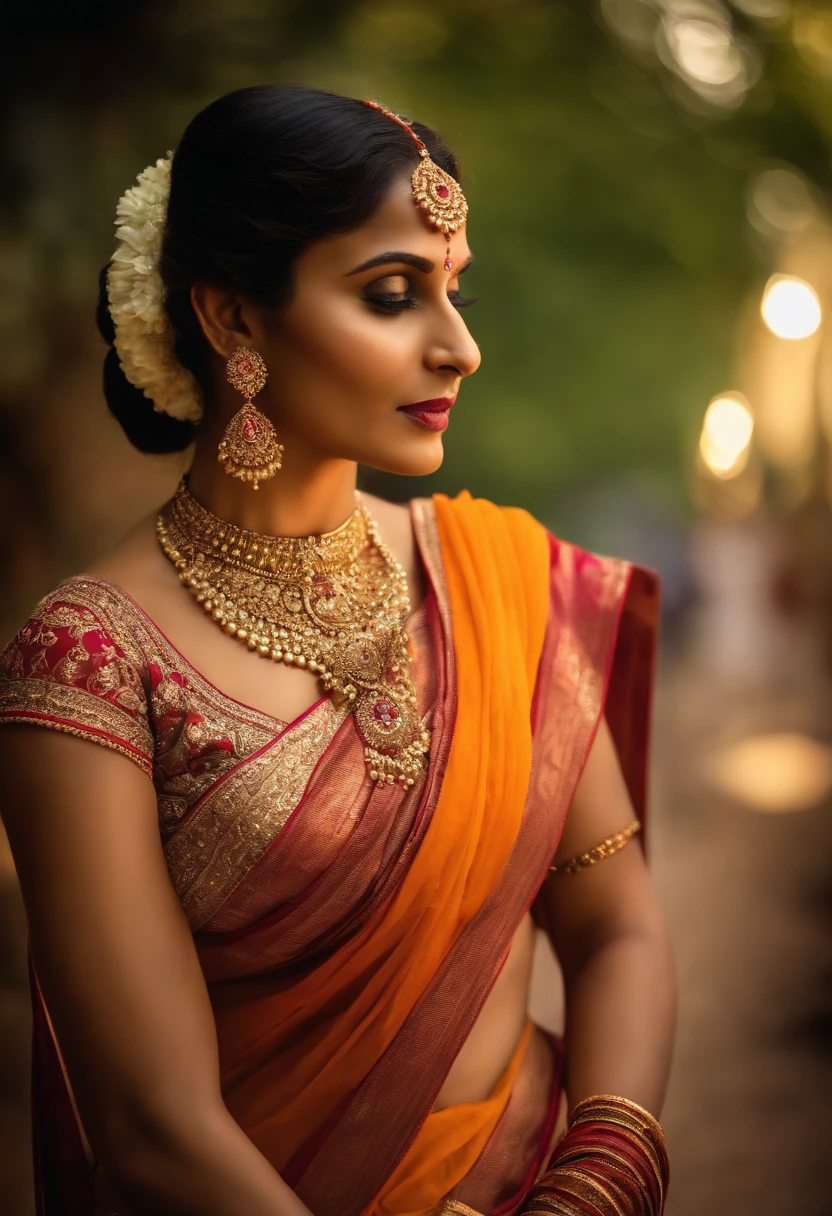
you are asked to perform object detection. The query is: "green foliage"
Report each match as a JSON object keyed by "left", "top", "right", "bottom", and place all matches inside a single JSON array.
[{"left": 2, "top": 0, "right": 832, "bottom": 531}]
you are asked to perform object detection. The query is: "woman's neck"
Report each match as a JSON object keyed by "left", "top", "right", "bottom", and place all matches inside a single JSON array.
[{"left": 186, "top": 442, "right": 359, "bottom": 539}]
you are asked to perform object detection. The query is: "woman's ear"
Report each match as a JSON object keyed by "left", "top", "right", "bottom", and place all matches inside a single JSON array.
[{"left": 189, "top": 283, "right": 254, "bottom": 358}]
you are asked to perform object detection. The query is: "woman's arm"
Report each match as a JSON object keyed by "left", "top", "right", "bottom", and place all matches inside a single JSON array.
[
  {"left": 0, "top": 727, "right": 313, "bottom": 1216},
  {"left": 534, "top": 714, "right": 676, "bottom": 1118}
]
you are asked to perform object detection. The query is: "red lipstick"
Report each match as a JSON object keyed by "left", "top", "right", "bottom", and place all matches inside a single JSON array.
[{"left": 397, "top": 397, "right": 455, "bottom": 432}]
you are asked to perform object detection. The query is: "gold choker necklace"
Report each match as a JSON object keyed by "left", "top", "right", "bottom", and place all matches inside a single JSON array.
[{"left": 157, "top": 481, "right": 430, "bottom": 787}]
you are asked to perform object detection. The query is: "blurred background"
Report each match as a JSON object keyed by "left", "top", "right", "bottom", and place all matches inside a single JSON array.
[{"left": 1, "top": 0, "right": 832, "bottom": 1212}]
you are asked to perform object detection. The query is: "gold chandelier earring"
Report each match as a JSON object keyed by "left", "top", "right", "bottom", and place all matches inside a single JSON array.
[{"left": 217, "top": 346, "right": 284, "bottom": 490}]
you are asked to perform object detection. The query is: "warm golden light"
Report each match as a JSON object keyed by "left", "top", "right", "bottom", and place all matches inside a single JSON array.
[
  {"left": 699, "top": 393, "right": 754, "bottom": 478},
  {"left": 706, "top": 733, "right": 832, "bottom": 813},
  {"left": 761, "top": 275, "right": 822, "bottom": 340},
  {"left": 667, "top": 19, "right": 743, "bottom": 88}
]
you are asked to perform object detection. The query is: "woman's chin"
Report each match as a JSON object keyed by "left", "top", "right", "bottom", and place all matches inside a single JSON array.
[{"left": 366, "top": 437, "right": 445, "bottom": 478}]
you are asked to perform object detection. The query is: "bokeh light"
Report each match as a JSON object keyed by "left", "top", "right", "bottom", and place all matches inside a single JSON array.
[
  {"left": 665, "top": 18, "right": 743, "bottom": 88},
  {"left": 761, "top": 275, "right": 822, "bottom": 340},
  {"left": 699, "top": 393, "right": 754, "bottom": 478},
  {"left": 747, "top": 166, "right": 816, "bottom": 239},
  {"left": 706, "top": 732, "right": 832, "bottom": 813}
]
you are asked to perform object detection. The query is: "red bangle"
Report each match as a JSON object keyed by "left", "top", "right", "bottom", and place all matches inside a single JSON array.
[{"left": 520, "top": 1095, "right": 670, "bottom": 1216}]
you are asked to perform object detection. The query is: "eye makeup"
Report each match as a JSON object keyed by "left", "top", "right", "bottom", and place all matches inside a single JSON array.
[{"left": 361, "top": 272, "right": 478, "bottom": 315}]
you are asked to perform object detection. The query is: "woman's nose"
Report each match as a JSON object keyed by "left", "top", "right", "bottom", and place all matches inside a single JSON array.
[{"left": 428, "top": 315, "right": 481, "bottom": 379}]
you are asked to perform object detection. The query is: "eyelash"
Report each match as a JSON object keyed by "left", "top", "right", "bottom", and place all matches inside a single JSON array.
[{"left": 365, "top": 291, "right": 479, "bottom": 315}]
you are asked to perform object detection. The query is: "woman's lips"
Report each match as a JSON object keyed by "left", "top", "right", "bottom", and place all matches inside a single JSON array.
[{"left": 397, "top": 398, "right": 455, "bottom": 432}]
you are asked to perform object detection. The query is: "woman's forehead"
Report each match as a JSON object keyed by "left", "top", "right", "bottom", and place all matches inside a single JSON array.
[{"left": 301, "top": 173, "right": 472, "bottom": 273}]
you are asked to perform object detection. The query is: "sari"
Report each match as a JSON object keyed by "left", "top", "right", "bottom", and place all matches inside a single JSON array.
[{"left": 0, "top": 491, "right": 659, "bottom": 1216}]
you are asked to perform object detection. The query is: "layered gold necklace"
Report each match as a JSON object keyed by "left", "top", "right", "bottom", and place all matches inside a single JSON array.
[{"left": 156, "top": 481, "right": 430, "bottom": 786}]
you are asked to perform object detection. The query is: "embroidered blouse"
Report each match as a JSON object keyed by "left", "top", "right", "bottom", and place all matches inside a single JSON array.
[{"left": 0, "top": 570, "right": 437, "bottom": 930}]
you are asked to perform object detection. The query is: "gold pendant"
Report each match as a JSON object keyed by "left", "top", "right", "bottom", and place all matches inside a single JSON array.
[{"left": 411, "top": 150, "right": 468, "bottom": 243}]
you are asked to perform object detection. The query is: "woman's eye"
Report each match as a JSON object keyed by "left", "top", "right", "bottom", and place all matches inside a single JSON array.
[
  {"left": 364, "top": 293, "right": 418, "bottom": 314},
  {"left": 361, "top": 278, "right": 479, "bottom": 315},
  {"left": 362, "top": 273, "right": 417, "bottom": 314}
]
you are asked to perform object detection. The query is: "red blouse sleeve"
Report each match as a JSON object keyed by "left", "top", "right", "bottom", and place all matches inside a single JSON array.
[{"left": 0, "top": 593, "right": 154, "bottom": 776}]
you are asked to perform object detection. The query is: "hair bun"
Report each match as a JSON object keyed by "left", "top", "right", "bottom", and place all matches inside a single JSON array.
[{"left": 97, "top": 265, "right": 196, "bottom": 455}]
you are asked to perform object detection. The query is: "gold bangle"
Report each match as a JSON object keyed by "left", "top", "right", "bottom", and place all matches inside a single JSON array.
[
  {"left": 548, "top": 821, "right": 641, "bottom": 875},
  {"left": 556, "top": 1142, "right": 642, "bottom": 1185},
  {"left": 570, "top": 1108, "right": 669, "bottom": 1182},
  {"left": 522, "top": 1201, "right": 578, "bottom": 1216},
  {"left": 566, "top": 1115, "right": 667, "bottom": 1205},
  {"left": 570, "top": 1093, "right": 668, "bottom": 1153},
  {"left": 568, "top": 1094, "right": 669, "bottom": 1205},
  {"left": 549, "top": 1167, "right": 628, "bottom": 1216}
]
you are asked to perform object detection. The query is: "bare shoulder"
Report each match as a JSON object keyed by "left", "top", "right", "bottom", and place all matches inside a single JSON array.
[{"left": 85, "top": 509, "right": 182, "bottom": 610}]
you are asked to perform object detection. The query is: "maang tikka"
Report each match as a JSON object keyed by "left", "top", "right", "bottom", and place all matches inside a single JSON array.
[
  {"left": 364, "top": 100, "right": 468, "bottom": 272},
  {"left": 217, "top": 346, "right": 284, "bottom": 490}
]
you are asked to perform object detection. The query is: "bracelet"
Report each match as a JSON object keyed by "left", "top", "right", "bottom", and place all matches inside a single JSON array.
[
  {"left": 550, "top": 1168, "right": 628, "bottom": 1216},
  {"left": 548, "top": 821, "right": 641, "bottom": 875},
  {"left": 570, "top": 1093, "right": 669, "bottom": 1163},
  {"left": 522, "top": 1093, "right": 669, "bottom": 1216},
  {"left": 570, "top": 1095, "right": 669, "bottom": 1213},
  {"left": 526, "top": 1164, "right": 632, "bottom": 1216},
  {"left": 556, "top": 1131, "right": 664, "bottom": 1213}
]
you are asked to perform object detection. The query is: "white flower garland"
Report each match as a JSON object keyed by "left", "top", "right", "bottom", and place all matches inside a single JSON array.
[{"left": 107, "top": 153, "right": 204, "bottom": 423}]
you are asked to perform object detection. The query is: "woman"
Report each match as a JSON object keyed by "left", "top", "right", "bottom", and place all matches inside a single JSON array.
[{"left": 0, "top": 85, "right": 675, "bottom": 1216}]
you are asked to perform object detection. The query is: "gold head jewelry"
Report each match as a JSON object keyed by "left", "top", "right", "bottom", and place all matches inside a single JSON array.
[
  {"left": 156, "top": 481, "right": 431, "bottom": 787},
  {"left": 364, "top": 100, "right": 468, "bottom": 272},
  {"left": 217, "top": 346, "right": 284, "bottom": 490}
]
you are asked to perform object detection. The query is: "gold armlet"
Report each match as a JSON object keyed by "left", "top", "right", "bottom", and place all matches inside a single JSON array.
[{"left": 548, "top": 820, "right": 641, "bottom": 876}]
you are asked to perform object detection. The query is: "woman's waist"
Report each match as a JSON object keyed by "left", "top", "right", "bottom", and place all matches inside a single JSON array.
[{"left": 432, "top": 911, "right": 536, "bottom": 1113}]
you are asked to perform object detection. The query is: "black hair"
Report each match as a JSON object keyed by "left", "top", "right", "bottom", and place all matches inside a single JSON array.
[{"left": 96, "top": 84, "right": 462, "bottom": 454}]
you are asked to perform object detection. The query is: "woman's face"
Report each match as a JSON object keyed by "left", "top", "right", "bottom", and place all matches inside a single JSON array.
[{"left": 248, "top": 171, "right": 481, "bottom": 477}]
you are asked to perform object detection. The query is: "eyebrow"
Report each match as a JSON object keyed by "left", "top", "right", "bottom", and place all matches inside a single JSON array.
[{"left": 345, "top": 251, "right": 474, "bottom": 276}]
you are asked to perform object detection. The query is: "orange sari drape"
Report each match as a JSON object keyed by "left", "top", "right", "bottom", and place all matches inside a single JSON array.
[{"left": 215, "top": 494, "right": 551, "bottom": 1213}]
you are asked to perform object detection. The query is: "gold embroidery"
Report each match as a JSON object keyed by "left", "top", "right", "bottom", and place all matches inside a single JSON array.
[
  {"left": 0, "top": 680, "right": 153, "bottom": 775},
  {"left": 0, "top": 714, "right": 152, "bottom": 773},
  {"left": 63, "top": 580, "right": 285, "bottom": 735},
  {"left": 2, "top": 599, "right": 148, "bottom": 707},
  {"left": 0, "top": 525, "right": 441, "bottom": 927},
  {"left": 165, "top": 697, "right": 350, "bottom": 929},
  {"left": 46, "top": 580, "right": 280, "bottom": 833}
]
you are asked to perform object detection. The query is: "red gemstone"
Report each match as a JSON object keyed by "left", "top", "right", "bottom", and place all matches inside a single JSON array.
[
  {"left": 436, "top": 184, "right": 450, "bottom": 200},
  {"left": 444, "top": 258, "right": 454, "bottom": 271},
  {"left": 242, "top": 417, "right": 260, "bottom": 442},
  {"left": 372, "top": 699, "right": 399, "bottom": 727}
]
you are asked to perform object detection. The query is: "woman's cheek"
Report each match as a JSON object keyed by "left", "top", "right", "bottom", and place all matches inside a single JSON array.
[
  {"left": 286, "top": 298, "right": 419, "bottom": 391},
  {"left": 332, "top": 327, "right": 416, "bottom": 390}
]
